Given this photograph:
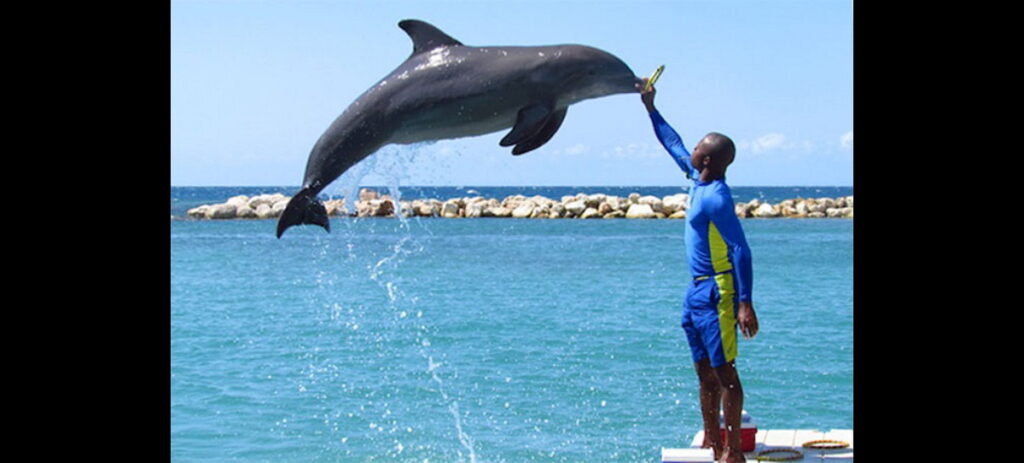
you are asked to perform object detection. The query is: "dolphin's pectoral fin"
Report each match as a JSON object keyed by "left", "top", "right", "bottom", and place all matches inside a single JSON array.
[
  {"left": 398, "top": 20, "right": 464, "bottom": 56},
  {"left": 500, "top": 104, "right": 554, "bottom": 147},
  {"left": 512, "top": 107, "right": 568, "bottom": 155}
]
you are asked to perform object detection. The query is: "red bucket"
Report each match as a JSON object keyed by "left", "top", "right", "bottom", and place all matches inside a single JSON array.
[{"left": 719, "top": 410, "right": 757, "bottom": 453}]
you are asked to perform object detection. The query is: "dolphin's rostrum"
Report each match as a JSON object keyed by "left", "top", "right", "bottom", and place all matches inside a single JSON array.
[{"left": 277, "top": 19, "right": 642, "bottom": 238}]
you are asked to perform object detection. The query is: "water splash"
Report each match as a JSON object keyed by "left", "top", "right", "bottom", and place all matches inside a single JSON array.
[
  {"left": 424, "top": 352, "right": 478, "bottom": 463},
  {"left": 307, "top": 143, "right": 479, "bottom": 461},
  {"left": 322, "top": 142, "right": 440, "bottom": 215}
]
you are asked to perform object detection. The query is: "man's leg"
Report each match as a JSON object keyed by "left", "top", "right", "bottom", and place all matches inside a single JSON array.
[
  {"left": 696, "top": 358, "right": 723, "bottom": 460},
  {"left": 714, "top": 360, "right": 745, "bottom": 463}
]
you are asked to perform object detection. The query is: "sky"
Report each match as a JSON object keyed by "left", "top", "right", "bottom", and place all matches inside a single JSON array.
[{"left": 171, "top": 0, "right": 852, "bottom": 187}]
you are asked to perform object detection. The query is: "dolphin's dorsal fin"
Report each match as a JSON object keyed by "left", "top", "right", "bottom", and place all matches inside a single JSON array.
[{"left": 398, "top": 20, "right": 463, "bottom": 56}]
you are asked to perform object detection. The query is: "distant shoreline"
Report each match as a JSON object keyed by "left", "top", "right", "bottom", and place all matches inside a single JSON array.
[
  {"left": 182, "top": 188, "right": 853, "bottom": 221},
  {"left": 171, "top": 184, "right": 854, "bottom": 189}
]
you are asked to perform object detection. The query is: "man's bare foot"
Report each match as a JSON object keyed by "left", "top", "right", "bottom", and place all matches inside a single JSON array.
[
  {"left": 719, "top": 447, "right": 745, "bottom": 463},
  {"left": 700, "top": 438, "right": 722, "bottom": 461}
]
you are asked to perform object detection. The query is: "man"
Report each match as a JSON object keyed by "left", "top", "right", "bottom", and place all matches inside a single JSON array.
[{"left": 638, "top": 80, "right": 759, "bottom": 463}]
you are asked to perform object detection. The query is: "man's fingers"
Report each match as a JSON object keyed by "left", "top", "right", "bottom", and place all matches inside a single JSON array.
[{"left": 740, "top": 319, "right": 757, "bottom": 339}]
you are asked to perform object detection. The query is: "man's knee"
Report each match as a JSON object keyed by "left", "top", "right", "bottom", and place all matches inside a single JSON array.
[
  {"left": 713, "top": 361, "right": 743, "bottom": 392},
  {"left": 694, "top": 360, "right": 721, "bottom": 388}
]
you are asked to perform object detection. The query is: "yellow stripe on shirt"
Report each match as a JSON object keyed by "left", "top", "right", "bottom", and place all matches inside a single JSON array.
[{"left": 708, "top": 221, "right": 734, "bottom": 274}]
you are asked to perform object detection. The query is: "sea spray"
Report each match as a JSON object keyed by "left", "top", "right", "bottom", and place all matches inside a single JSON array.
[
  {"left": 302, "top": 142, "right": 480, "bottom": 461},
  {"left": 425, "top": 353, "right": 478, "bottom": 463}
]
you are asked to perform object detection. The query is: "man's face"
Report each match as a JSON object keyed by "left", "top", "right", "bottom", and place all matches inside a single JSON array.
[{"left": 690, "top": 138, "right": 711, "bottom": 173}]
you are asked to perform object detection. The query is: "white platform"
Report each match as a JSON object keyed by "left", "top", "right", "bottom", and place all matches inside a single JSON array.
[{"left": 662, "top": 428, "right": 853, "bottom": 462}]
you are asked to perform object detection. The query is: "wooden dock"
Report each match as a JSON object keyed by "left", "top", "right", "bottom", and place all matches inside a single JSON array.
[{"left": 662, "top": 429, "right": 854, "bottom": 462}]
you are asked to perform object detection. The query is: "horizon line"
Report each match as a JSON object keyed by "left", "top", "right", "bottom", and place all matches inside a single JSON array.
[{"left": 170, "top": 184, "right": 854, "bottom": 188}]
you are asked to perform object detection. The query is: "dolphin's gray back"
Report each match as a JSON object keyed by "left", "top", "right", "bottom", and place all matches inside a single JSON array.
[{"left": 379, "top": 45, "right": 585, "bottom": 143}]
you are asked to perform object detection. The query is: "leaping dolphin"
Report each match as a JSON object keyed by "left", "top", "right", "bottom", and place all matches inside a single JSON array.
[{"left": 277, "top": 19, "right": 642, "bottom": 238}]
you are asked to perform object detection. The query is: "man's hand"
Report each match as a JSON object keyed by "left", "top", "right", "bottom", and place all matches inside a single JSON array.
[
  {"left": 637, "top": 78, "right": 657, "bottom": 113},
  {"left": 738, "top": 301, "right": 759, "bottom": 339}
]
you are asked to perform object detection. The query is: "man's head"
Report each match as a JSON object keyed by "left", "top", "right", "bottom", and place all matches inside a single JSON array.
[{"left": 691, "top": 132, "right": 736, "bottom": 180}]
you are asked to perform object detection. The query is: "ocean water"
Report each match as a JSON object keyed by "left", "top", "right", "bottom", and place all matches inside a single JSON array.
[{"left": 170, "top": 186, "right": 852, "bottom": 462}]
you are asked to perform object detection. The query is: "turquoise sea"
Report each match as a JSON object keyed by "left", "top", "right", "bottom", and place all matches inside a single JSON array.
[{"left": 171, "top": 186, "right": 853, "bottom": 462}]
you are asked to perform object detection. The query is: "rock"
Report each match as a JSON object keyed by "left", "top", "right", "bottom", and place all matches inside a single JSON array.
[
  {"left": 795, "top": 199, "right": 813, "bottom": 215},
  {"left": 206, "top": 203, "right": 237, "bottom": 219},
  {"left": 637, "top": 195, "right": 663, "bottom": 212},
  {"left": 530, "top": 206, "right": 550, "bottom": 219},
  {"left": 512, "top": 204, "right": 534, "bottom": 218},
  {"left": 598, "top": 202, "right": 613, "bottom": 215},
  {"left": 236, "top": 204, "right": 257, "bottom": 218},
  {"left": 531, "top": 196, "right": 555, "bottom": 208},
  {"left": 827, "top": 207, "right": 853, "bottom": 218},
  {"left": 487, "top": 206, "right": 512, "bottom": 218},
  {"left": 271, "top": 199, "right": 290, "bottom": 216},
  {"left": 662, "top": 194, "right": 689, "bottom": 214},
  {"left": 413, "top": 200, "right": 438, "bottom": 217},
  {"left": 808, "top": 200, "right": 828, "bottom": 214},
  {"left": 441, "top": 201, "right": 461, "bottom": 218},
  {"left": 585, "top": 194, "right": 605, "bottom": 208},
  {"left": 325, "top": 199, "right": 348, "bottom": 216},
  {"left": 367, "top": 200, "right": 391, "bottom": 217},
  {"left": 465, "top": 202, "right": 485, "bottom": 218},
  {"left": 668, "top": 210, "right": 687, "bottom": 219},
  {"left": 247, "top": 194, "right": 285, "bottom": 210},
  {"left": 187, "top": 205, "right": 210, "bottom": 218},
  {"left": 808, "top": 211, "right": 826, "bottom": 218},
  {"left": 359, "top": 188, "right": 378, "bottom": 201},
  {"left": 752, "top": 203, "right": 780, "bottom": 218},
  {"left": 604, "top": 196, "right": 624, "bottom": 212},
  {"left": 780, "top": 206, "right": 799, "bottom": 217},
  {"left": 502, "top": 195, "right": 527, "bottom": 208},
  {"left": 845, "top": 196, "right": 854, "bottom": 208},
  {"left": 226, "top": 195, "right": 249, "bottom": 208},
  {"left": 564, "top": 200, "right": 587, "bottom": 217},
  {"left": 625, "top": 203, "right": 657, "bottom": 219},
  {"left": 603, "top": 210, "right": 625, "bottom": 219},
  {"left": 398, "top": 201, "right": 414, "bottom": 218},
  {"left": 580, "top": 207, "right": 602, "bottom": 219},
  {"left": 550, "top": 203, "right": 565, "bottom": 218},
  {"left": 255, "top": 204, "right": 274, "bottom": 219},
  {"left": 818, "top": 197, "right": 836, "bottom": 209},
  {"left": 628, "top": 192, "right": 641, "bottom": 204},
  {"left": 548, "top": 210, "right": 562, "bottom": 219},
  {"left": 355, "top": 201, "right": 372, "bottom": 217},
  {"left": 735, "top": 202, "right": 752, "bottom": 218}
]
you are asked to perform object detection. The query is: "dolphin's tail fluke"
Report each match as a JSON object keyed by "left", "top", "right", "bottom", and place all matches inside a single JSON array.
[{"left": 276, "top": 188, "right": 330, "bottom": 238}]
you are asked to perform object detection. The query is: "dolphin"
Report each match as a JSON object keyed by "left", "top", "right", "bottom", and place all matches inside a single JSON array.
[{"left": 277, "top": 19, "right": 642, "bottom": 238}]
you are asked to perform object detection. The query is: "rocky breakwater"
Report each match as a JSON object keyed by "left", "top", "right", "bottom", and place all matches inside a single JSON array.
[{"left": 185, "top": 189, "right": 853, "bottom": 220}]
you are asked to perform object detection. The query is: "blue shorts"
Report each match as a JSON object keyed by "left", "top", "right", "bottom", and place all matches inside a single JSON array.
[{"left": 681, "top": 272, "right": 739, "bottom": 368}]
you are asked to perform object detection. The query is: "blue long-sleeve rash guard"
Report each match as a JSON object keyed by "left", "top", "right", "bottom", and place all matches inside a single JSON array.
[{"left": 649, "top": 110, "right": 753, "bottom": 302}]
